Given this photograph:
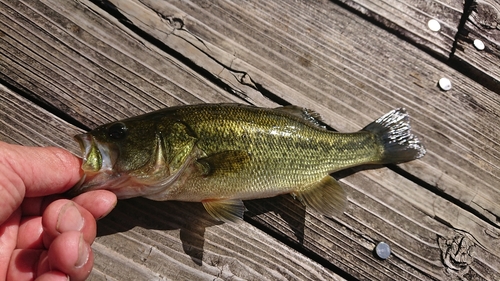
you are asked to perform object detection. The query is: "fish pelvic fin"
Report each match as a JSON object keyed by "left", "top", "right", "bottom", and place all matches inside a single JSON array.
[
  {"left": 363, "top": 108, "right": 426, "bottom": 164},
  {"left": 293, "top": 176, "right": 347, "bottom": 217},
  {"left": 202, "top": 199, "right": 246, "bottom": 222}
]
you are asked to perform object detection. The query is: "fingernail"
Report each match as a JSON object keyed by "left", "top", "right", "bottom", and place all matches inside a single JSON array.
[
  {"left": 97, "top": 199, "right": 117, "bottom": 220},
  {"left": 56, "top": 202, "right": 84, "bottom": 233},
  {"left": 75, "top": 234, "right": 89, "bottom": 268}
]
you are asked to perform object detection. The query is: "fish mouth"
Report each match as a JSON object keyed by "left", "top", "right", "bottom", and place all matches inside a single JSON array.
[
  {"left": 74, "top": 133, "right": 117, "bottom": 173},
  {"left": 68, "top": 134, "right": 119, "bottom": 197}
]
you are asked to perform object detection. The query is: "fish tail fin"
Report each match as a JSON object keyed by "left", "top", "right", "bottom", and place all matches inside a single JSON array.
[{"left": 363, "top": 108, "right": 426, "bottom": 164}]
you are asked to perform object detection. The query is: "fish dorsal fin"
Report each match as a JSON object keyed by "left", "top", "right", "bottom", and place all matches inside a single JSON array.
[
  {"left": 275, "top": 105, "right": 324, "bottom": 127},
  {"left": 197, "top": 150, "right": 251, "bottom": 176},
  {"left": 202, "top": 199, "right": 246, "bottom": 222},
  {"left": 292, "top": 176, "right": 347, "bottom": 216}
]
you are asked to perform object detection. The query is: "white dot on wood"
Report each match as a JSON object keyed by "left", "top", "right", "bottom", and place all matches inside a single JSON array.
[
  {"left": 473, "top": 39, "right": 485, "bottom": 51},
  {"left": 428, "top": 19, "right": 441, "bottom": 32},
  {"left": 375, "top": 242, "right": 391, "bottom": 259},
  {"left": 438, "top": 78, "right": 452, "bottom": 91}
]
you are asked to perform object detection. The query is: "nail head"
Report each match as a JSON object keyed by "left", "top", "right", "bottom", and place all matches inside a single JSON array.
[
  {"left": 438, "top": 78, "right": 452, "bottom": 91},
  {"left": 375, "top": 242, "right": 391, "bottom": 259},
  {"left": 428, "top": 19, "right": 441, "bottom": 32},
  {"left": 473, "top": 39, "right": 485, "bottom": 50}
]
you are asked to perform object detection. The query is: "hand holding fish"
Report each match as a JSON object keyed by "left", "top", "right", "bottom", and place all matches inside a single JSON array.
[{"left": 0, "top": 142, "right": 117, "bottom": 281}]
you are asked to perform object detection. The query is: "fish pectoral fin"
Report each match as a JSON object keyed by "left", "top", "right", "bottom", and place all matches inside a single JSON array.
[
  {"left": 197, "top": 150, "right": 251, "bottom": 176},
  {"left": 202, "top": 199, "right": 246, "bottom": 222},
  {"left": 292, "top": 176, "right": 347, "bottom": 216}
]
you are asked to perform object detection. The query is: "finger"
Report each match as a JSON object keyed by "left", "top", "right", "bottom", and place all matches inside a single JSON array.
[
  {"left": 6, "top": 249, "right": 45, "bottom": 281},
  {"left": 0, "top": 142, "right": 82, "bottom": 197},
  {"left": 42, "top": 200, "right": 96, "bottom": 247},
  {"left": 17, "top": 216, "right": 44, "bottom": 249},
  {"left": 47, "top": 231, "right": 93, "bottom": 281},
  {"left": 72, "top": 190, "right": 117, "bottom": 220},
  {"left": 21, "top": 195, "right": 64, "bottom": 217},
  {"left": 35, "top": 271, "right": 69, "bottom": 281},
  {"left": 0, "top": 160, "right": 25, "bottom": 225},
  {"left": 0, "top": 209, "right": 21, "bottom": 280}
]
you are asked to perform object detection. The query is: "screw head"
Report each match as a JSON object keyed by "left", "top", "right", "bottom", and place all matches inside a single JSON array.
[
  {"left": 438, "top": 78, "right": 452, "bottom": 91},
  {"left": 473, "top": 39, "right": 485, "bottom": 51},
  {"left": 428, "top": 19, "right": 441, "bottom": 32},
  {"left": 375, "top": 242, "right": 391, "bottom": 259}
]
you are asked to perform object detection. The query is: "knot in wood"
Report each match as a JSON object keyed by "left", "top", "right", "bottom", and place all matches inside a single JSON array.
[
  {"left": 438, "top": 233, "right": 475, "bottom": 279},
  {"left": 472, "top": 1, "right": 500, "bottom": 30}
]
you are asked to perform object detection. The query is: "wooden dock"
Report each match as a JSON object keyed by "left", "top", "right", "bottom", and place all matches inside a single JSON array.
[{"left": 1, "top": 0, "right": 499, "bottom": 280}]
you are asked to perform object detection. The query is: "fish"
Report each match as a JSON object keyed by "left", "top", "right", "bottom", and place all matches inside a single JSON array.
[{"left": 69, "top": 103, "right": 426, "bottom": 222}]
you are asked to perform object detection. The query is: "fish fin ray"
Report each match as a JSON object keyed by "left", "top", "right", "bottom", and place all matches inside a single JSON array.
[
  {"left": 293, "top": 176, "right": 347, "bottom": 216},
  {"left": 363, "top": 108, "right": 426, "bottom": 163},
  {"left": 197, "top": 150, "right": 251, "bottom": 176},
  {"left": 202, "top": 199, "right": 246, "bottom": 222},
  {"left": 275, "top": 106, "right": 325, "bottom": 127}
]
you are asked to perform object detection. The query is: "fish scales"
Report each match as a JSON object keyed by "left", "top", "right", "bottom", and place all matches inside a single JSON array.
[
  {"left": 168, "top": 105, "right": 377, "bottom": 198},
  {"left": 69, "top": 103, "right": 425, "bottom": 222}
]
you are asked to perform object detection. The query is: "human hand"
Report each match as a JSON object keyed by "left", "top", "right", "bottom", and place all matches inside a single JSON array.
[{"left": 0, "top": 141, "right": 117, "bottom": 281}]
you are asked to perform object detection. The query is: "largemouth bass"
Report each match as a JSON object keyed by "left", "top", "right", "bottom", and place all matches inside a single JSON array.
[{"left": 69, "top": 104, "right": 425, "bottom": 221}]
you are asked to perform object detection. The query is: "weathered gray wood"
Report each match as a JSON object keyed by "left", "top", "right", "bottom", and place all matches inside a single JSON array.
[
  {"left": 333, "top": 0, "right": 464, "bottom": 58},
  {"left": 454, "top": 0, "right": 500, "bottom": 88},
  {"left": 0, "top": 84, "right": 346, "bottom": 281},
  {"left": 98, "top": 0, "right": 500, "bottom": 225},
  {"left": 0, "top": 85, "right": 83, "bottom": 151},
  {"left": 0, "top": 0, "right": 246, "bottom": 129},
  {"left": 1, "top": 0, "right": 500, "bottom": 280}
]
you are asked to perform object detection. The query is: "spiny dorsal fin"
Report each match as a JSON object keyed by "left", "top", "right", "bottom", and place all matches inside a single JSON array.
[
  {"left": 292, "top": 176, "right": 347, "bottom": 216},
  {"left": 274, "top": 105, "right": 325, "bottom": 127},
  {"left": 202, "top": 199, "right": 246, "bottom": 222},
  {"left": 197, "top": 150, "right": 251, "bottom": 176}
]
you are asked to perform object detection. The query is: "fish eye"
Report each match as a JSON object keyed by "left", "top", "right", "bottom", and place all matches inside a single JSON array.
[{"left": 108, "top": 122, "right": 127, "bottom": 139}]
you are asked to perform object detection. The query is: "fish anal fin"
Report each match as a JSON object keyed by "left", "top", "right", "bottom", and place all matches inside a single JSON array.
[
  {"left": 202, "top": 199, "right": 246, "bottom": 222},
  {"left": 197, "top": 150, "right": 251, "bottom": 176},
  {"left": 293, "top": 176, "right": 347, "bottom": 216}
]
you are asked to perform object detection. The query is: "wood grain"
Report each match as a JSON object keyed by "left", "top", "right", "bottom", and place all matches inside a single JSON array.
[
  {"left": 1, "top": 0, "right": 499, "bottom": 280},
  {"left": 0, "top": 84, "right": 346, "bottom": 281},
  {"left": 453, "top": 0, "right": 500, "bottom": 89},
  {"left": 97, "top": 0, "right": 500, "bottom": 224},
  {"left": 332, "top": 0, "right": 464, "bottom": 58}
]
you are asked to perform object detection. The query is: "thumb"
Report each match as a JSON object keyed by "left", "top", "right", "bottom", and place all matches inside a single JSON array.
[{"left": 0, "top": 142, "right": 82, "bottom": 224}]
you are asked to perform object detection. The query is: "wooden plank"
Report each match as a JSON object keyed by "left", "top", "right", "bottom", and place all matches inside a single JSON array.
[
  {"left": 453, "top": 0, "right": 500, "bottom": 89},
  {"left": 97, "top": 0, "right": 500, "bottom": 224},
  {"left": 0, "top": 83, "right": 346, "bottom": 281},
  {"left": 333, "top": 0, "right": 464, "bottom": 58},
  {"left": 0, "top": 85, "right": 83, "bottom": 151},
  {"left": 1, "top": 0, "right": 499, "bottom": 280},
  {"left": 0, "top": 0, "right": 245, "bottom": 129}
]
